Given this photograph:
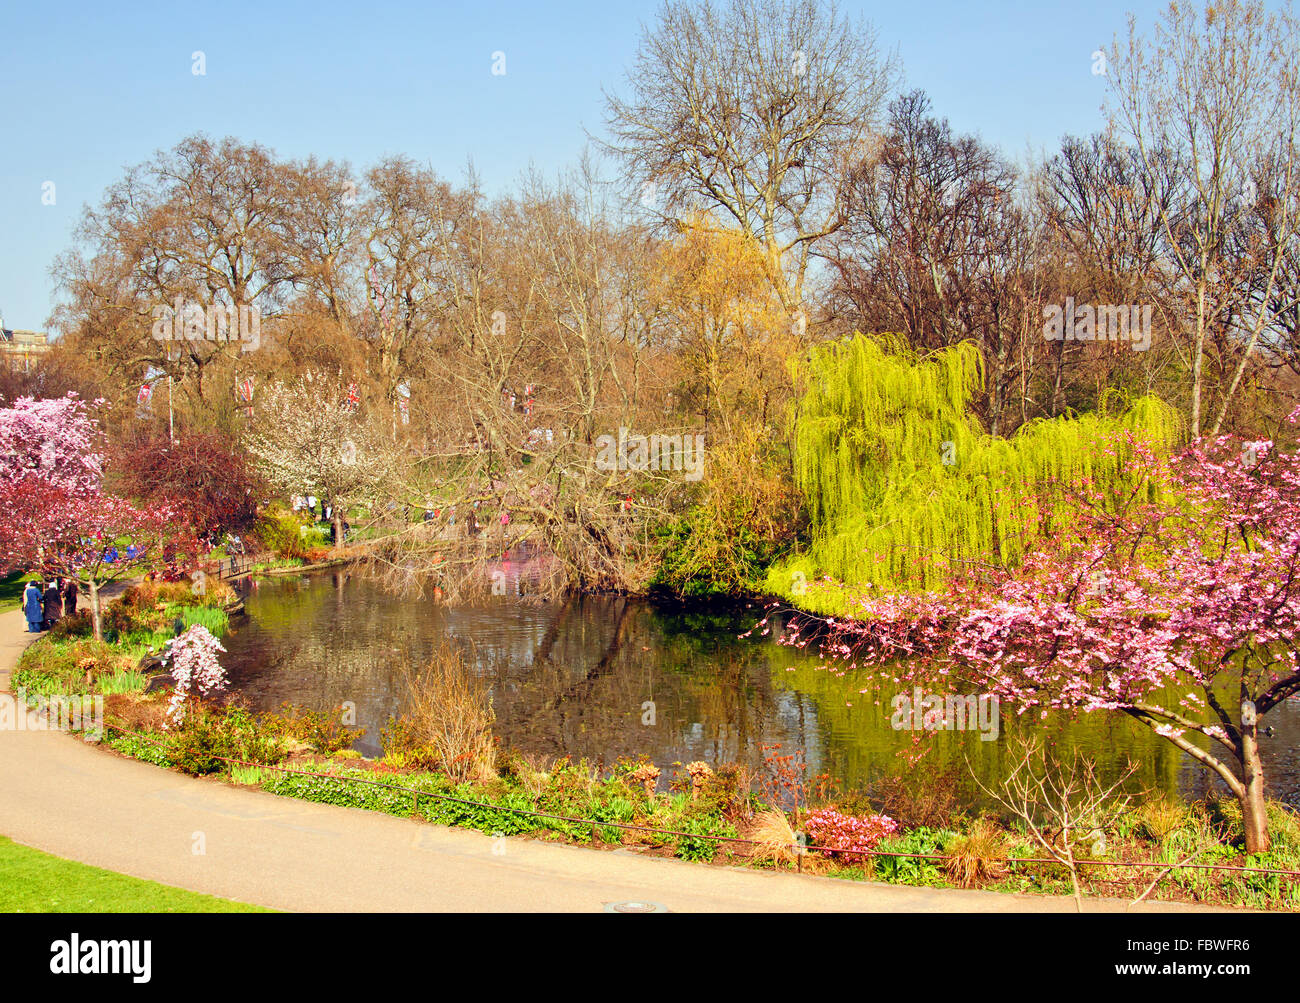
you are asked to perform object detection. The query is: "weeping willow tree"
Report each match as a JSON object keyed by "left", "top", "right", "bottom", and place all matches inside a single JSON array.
[{"left": 768, "top": 335, "right": 1182, "bottom": 612}]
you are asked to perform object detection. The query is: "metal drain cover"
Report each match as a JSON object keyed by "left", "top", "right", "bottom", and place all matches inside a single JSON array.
[{"left": 604, "top": 900, "right": 669, "bottom": 913}]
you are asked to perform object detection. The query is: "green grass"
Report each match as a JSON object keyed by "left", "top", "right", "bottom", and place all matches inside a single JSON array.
[
  {"left": 230, "top": 764, "right": 268, "bottom": 785},
  {"left": 251, "top": 557, "right": 306, "bottom": 574},
  {"left": 98, "top": 670, "right": 149, "bottom": 695},
  {"left": 118, "top": 605, "right": 231, "bottom": 655},
  {"left": 0, "top": 571, "right": 38, "bottom": 611},
  {"left": 0, "top": 835, "right": 272, "bottom": 912}
]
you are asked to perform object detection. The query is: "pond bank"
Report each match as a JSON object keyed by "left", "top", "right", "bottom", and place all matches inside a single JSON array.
[
  {"left": 216, "top": 571, "right": 1300, "bottom": 812},
  {"left": 3, "top": 604, "right": 1220, "bottom": 912}
]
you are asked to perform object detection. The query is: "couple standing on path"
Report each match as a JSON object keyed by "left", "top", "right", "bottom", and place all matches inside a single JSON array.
[{"left": 22, "top": 578, "right": 77, "bottom": 633}]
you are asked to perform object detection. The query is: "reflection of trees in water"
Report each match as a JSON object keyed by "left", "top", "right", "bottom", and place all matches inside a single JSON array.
[
  {"left": 773, "top": 660, "right": 1197, "bottom": 809},
  {"left": 486, "top": 599, "right": 800, "bottom": 772},
  {"left": 221, "top": 574, "right": 1300, "bottom": 805}
]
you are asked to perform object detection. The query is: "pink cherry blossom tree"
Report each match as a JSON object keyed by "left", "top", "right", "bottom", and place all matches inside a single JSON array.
[
  {"left": 0, "top": 394, "right": 104, "bottom": 496},
  {"left": 783, "top": 424, "right": 1300, "bottom": 852},
  {"left": 0, "top": 395, "right": 202, "bottom": 640}
]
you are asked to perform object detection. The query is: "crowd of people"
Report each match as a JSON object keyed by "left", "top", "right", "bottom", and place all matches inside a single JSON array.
[{"left": 22, "top": 577, "right": 78, "bottom": 634}]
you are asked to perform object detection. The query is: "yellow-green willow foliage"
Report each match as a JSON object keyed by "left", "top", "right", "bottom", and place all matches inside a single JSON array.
[{"left": 767, "top": 335, "right": 1182, "bottom": 613}]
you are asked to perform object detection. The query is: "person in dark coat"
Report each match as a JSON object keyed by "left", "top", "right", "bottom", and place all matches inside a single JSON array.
[
  {"left": 22, "top": 580, "right": 43, "bottom": 633},
  {"left": 62, "top": 577, "right": 78, "bottom": 616},
  {"left": 42, "top": 579, "right": 62, "bottom": 630}
]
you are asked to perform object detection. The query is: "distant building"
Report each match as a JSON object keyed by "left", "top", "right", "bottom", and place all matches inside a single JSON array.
[{"left": 0, "top": 327, "right": 50, "bottom": 372}]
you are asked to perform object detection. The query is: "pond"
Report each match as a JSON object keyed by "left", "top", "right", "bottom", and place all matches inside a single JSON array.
[{"left": 220, "top": 569, "right": 1300, "bottom": 810}]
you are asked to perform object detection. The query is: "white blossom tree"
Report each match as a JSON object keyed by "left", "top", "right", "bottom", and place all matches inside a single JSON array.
[{"left": 244, "top": 371, "right": 397, "bottom": 548}]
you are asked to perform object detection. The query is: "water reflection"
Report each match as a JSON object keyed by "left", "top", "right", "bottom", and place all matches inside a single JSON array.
[{"left": 220, "top": 571, "right": 1300, "bottom": 808}]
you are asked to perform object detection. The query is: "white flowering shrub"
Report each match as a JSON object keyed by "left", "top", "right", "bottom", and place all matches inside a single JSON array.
[{"left": 162, "top": 624, "right": 228, "bottom": 727}]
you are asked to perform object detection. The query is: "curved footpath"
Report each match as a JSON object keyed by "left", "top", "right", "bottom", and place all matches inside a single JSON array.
[{"left": 0, "top": 608, "right": 1217, "bottom": 912}]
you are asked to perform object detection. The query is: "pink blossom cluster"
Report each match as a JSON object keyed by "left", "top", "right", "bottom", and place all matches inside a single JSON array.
[
  {"left": 775, "top": 423, "right": 1300, "bottom": 800},
  {"left": 0, "top": 396, "right": 198, "bottom": 621},
  {"left": 802, "top": 808, "right": 900, "bottom": 859},
  {"left": 163, "top": 624, "right": 228, "bottom": 726},
  {"left": 0, "top": 394, "right": 104, "bottom": 497}
]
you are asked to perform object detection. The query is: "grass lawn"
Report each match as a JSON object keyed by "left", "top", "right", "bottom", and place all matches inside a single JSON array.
[
  {"left": 0, "top": 836, "right": 272, "bottom": 912},
  {"left": 0, "top": 571, "right": 38, "bottom": 612}
]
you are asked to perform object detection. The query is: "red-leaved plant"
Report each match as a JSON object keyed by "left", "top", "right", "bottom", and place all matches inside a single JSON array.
[{"left": 803, "top": 807, "right": 900, "bottom": 860}]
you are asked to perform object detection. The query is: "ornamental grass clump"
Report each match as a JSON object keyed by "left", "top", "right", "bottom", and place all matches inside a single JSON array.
[
  {"left": 803, "top": 807, "right": 900, "bottom": 861},
  {"left": 393, "top": 644, "right": 496, "bottom": 784},
  {"left": 1136, "top": 795, "right": 1190, "bottom": 845},
  {"left": 944, "top": 818, "right": 1010, "bottom": 888},
  {"left": 748, "top": 809, "right": 799, "bottom": 868}
]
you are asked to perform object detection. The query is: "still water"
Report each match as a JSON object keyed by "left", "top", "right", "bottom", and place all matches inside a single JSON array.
[{"left": 220, "top": 570, "right": 1300, "bottom": 808}]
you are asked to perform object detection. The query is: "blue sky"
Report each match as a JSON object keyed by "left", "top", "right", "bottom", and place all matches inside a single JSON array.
[{"left": 0, "top": 0, "right": 1169, "bottom": 331}]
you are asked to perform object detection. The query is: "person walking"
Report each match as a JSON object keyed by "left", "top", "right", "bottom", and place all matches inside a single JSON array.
[
  {"left": 62, "top": 577, "right": 78, "bottom": 617},
  {"left": 23, "top": 580, "right": 43, "bottom": 633},
  {"left": 42, "top": 579, "right": 62, "bottom": 631}
]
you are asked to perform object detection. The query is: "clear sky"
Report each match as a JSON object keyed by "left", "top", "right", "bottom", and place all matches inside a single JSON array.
[{"left": 0, "top": 0, "right": 1171, "bottom": 332}]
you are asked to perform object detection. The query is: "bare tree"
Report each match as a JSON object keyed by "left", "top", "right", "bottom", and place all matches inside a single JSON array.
[
  {"left": 830, "top": 91, "right": 1046, "bottom": 435},
  {"left": 1107, "top": 0, "right": 1300, "bottom": 436},
  {"left": 52, "top": 135, "right": 303, "bottom": 432},
  {"left": 367, "top": 162, "right": 685, "bottom": 597},
  {"left": 603, "top": 0, "right": 898, "bottom": 320},
  {"left": 276, "top": 155, "right": 364, "bottom": 336},
  {"left": 973, "top": 737, "right": 1140, "bottom": 913},
  {"left": 1036, "top": 133, "right": 1184, "bottom": 417}
]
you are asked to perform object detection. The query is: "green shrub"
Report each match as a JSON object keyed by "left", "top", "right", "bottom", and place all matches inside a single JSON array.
[
  {"left": 169, "top": 705, "right": 284, "bottom": 776},
  {"left": 13, "top": 636, "right": 135, "bottom": 696},
  {"left": 872, "top": 827, "right": 953, "bottom": 886},
  {"left": 674, "top": 813, "right": 738, "bottom": 862},
  {"left": 106, "top": 730, "right": 175, "bottom": 768},
  {"left": 259, "top": 704, "right": 364, "bottom": 754},
  {"left": 588, "top": 796, "right": 638, "bottom": 843},
  {"left": 254, "top": 506, "right": 312, "bottom": 560}
]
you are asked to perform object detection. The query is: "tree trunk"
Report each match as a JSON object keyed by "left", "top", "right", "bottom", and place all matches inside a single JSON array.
[
  {"left": 1190, "top": 279, "right": 1206, "bottom": 437},
  {"left": 333, "top": 511, "right": 345, "bottom": 553},
  {"left": 89, "top": 580, "right": 102, "bottom": 643},
  {"left": 1239, "top": 725, "right": 1271, "bottom": 853}
]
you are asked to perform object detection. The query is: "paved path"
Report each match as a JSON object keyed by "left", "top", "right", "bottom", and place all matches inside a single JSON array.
[{"left": 0, "top": 606, "right": 1218, "bottom": 912}]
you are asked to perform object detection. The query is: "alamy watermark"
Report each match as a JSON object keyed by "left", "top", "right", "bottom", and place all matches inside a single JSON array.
[
  {"left": 594, "top": 427, "right": 706, "bottom": 482},
  {"left": 50, "top": 935, "right": 151, "bottom": 983},
  {"left": 891, "top": 687, "right": 999, "bottom": 741},
  {"left": 151, "top": 297, "right": 260, "bottom": 351},
  {"left": 1043, "top": 298, "right": 1151, "bottom": 352},
  {"left": 1, "top": 690, "right": 103, "bottom": 741}
]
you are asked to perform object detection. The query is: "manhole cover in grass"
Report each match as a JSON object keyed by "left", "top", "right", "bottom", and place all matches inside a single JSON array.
[{"left": 604, "top": 901, "right": 668, "bottom": 913}]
